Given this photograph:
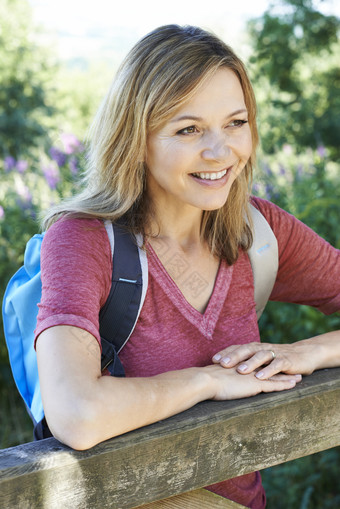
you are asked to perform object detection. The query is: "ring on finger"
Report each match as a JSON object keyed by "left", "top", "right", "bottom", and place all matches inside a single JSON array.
[{"left": 269, "top": 350, "right": 276, "bottom": 360}]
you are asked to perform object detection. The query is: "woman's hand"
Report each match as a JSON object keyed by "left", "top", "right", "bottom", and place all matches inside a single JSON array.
[
  {"left": 212, "top": 339, "right": 324, "bottom": 380},
  {"left": 212, "top": 331, "right": 340, "bottom": 379},
  {"left": 203, "top": 364, "right": 302, "bottom": 401}
]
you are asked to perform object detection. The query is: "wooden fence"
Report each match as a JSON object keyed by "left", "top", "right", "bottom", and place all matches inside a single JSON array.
[{"left": 1, "top": 367, "right": 340, "bottom": 508}]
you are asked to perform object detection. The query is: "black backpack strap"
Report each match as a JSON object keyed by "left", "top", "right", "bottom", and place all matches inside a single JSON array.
[
  {"left": 99, "top": 223, "right": 143, "bottom": 376},
  {"left": 33, "top": 417, "right": 53, "bottom": 440},
  {"left": 33, "top": 224, "right": 144, "bottom": 441}
]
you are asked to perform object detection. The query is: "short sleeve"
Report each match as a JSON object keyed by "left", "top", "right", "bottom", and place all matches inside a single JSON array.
[
  {"left": 251, "top": 196, "right": 340, "bottom": 314},
  {"left": 34, "top": 217, "right": 112, "bottom": 347}
]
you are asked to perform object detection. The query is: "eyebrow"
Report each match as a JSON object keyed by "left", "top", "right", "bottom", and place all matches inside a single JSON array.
[{"left": 170, "top": 108, "right": 248, "bottom": 123}]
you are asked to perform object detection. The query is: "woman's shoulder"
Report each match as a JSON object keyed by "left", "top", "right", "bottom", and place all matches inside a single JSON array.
[
  {"left": 43, "top": 216, "right": 108, "bottom": 251},
  {"left": 45, "top": 216, "right": 106, "bottom": 238},
  {"left": 41, "top": 216, "right": 112, "bottom": 274}
]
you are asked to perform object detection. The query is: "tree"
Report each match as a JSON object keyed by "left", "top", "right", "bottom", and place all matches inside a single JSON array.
[
  {"left": 248, "top": 0, "right": 340, "bottom": 158},
  {"left": 0, "top": 0, "right": 57, "bottom": 159}
]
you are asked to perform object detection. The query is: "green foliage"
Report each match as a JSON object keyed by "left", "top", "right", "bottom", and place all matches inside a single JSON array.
[
  {"left": 254, "top": 146, "right": 340, "bottom": 247},
  {"left": 0, "top": 138, "right": 85, "bottom": 447},
  {"left": 0, "top": 136, "right": 85, "bottom": 296},
  {"left": 52, "top": 62, "right": 114, "bottom": 138},
  {"left": 263, "top": 447, "right": 340, "bottom": 509},
  {"left": 255, "top": 144, "right": 340, "bottom": 378},
  {"left": 0, "top": 0, "right": 58, "bottom": 159},
  {"left": 253, "top": 146, "right": 340, "bottom": 507},
  {"left": 0, "top": 363, "right": 32, "bottom": 447},
  {"left": 248, "top": 0, "right": 340, "bottom": 158},
  {"left": 249, "top": 3, "right": 340, "bottom": 504}
]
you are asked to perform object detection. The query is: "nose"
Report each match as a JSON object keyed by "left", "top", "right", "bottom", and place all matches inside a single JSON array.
[{"left": 201, "top": 131, "right": 231, "bottom": 162}]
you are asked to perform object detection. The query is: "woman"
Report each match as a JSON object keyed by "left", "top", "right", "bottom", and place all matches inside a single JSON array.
[{"left": 35, "top": 25, "right": 340, "bottom": 508}]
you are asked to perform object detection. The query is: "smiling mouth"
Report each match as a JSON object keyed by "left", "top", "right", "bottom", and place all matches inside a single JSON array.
[{"left": 191, "top": 168, "right": 229, "bottom": 180}]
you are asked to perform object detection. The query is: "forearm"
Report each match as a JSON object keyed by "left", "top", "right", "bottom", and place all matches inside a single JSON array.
[
  {"left": 80, "top": 368, "right": 211, "bottom": 448},
  {"left": 37, "top": 326, "right": 213, "bottom": 449},
  {"left": 299, "top": 329, "right": 340, "bottom": 371}
]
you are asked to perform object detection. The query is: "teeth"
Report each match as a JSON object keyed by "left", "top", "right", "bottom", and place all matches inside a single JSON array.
[{"left": 192, "top": 169, "right": 227, "bottom": 180}]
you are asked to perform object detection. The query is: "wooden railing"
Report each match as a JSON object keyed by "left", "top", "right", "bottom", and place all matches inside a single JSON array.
[{"left": 1, "top": 367, "right": 340, "bottom": 509}]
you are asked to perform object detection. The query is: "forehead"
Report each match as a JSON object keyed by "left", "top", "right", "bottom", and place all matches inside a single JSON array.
[{"left": 169, "top": 68, "right": 246, "bottom": 121}]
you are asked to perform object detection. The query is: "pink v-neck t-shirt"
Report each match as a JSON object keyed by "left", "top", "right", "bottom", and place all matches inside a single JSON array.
[{"left": 35, "top": 197, "right": 340, "bottom": 509}]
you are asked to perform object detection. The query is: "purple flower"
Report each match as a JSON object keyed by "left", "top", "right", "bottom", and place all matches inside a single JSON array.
[
  {"left": 16, "top": 160, "right": 28, "bottom": 173},
  {"left": 317, "top": 145, "right": 326, "bottom": 158},
  {"left": 262, "top": 163, "right": 273, "bottom": 176},
  {"left": 69, "top": 156, "right": 79, "bottom": 175},
  {"left": 4, "top": 156, "right": 16, "bottom": 171},
  {"left": 279, "top": 164, "right": 286, "bottom": 176},
  {"left": 60, "top": 133, "right": 83, "bottom": 155},
  {"left": 252, "top": 182, "right": 260, "bottom": 194},
  {"left": 265, "top": 183, "right": 274, "bottom": 199},
  {"left": 42, "top": 164, "right": 60, "bottom": 189},
  {"left": 50, "top": 147, "right": 67, "bottom": 167},
  {"left": 0, "top": 205, "right": 4, "bottom": 219}
]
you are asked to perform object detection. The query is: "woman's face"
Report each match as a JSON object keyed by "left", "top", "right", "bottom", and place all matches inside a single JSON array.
[{"left": 145, "top": 67, "right": 253, "bottom": 216}]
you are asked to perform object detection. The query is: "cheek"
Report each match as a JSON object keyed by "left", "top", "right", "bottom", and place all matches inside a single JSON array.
[
  {"left": 146, "top": 137, "right": 179, "bottom": 168},
  {"left": 237, "top": 129, "right": 253, "bottom": 159}
]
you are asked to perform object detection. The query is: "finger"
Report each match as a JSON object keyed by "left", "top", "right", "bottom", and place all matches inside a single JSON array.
[
  {"left": 254, "top": 357, "right": 296, "bottom": 380},
  {"left": 212, "top": 345, "right": 241, "bottom": 365},
  {"left": 236, "top": 349, "right": 279, "bottom": 374},
  {"left": 269, "top": 373, "right": 302, "bottom": 382},
  {"left": 212, "top": 342, "right": 261, "bottom": 367},
  {"left": 260, "top": 378, "right": 298, "bottom": 393}
]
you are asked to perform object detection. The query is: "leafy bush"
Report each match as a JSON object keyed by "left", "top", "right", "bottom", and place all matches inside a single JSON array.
[
  {"left": 253, "top": 146, "right": 340, "bottom": 508},
  {"left": 0, "top": 0, "right": 58, "bottom": 160},
  {"left": 262, "top": 448, "right": 340, "bottom": 509},
  {"left": 254, "top": 145, "right": 340, "bottom": 345},
  {"left": 248, "top": 0, "right": 340, "bottom": 160},
  {"left": 0, "top": 136, "right": 85, "bottom": 447}
]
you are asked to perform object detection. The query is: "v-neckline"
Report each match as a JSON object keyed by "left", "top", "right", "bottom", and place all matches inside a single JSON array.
[{"left": 147, "top": 243, "right": 234, "bottom": 339}]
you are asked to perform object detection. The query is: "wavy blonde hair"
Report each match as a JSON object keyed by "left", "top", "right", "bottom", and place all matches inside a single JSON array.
[{"left": 43, "top": 24, "right": 258, "bottom": 264}]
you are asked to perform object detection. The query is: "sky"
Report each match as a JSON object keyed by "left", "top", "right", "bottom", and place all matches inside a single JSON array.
[
  {"left": 28, "top": 0, "right": 340, "bottom": 65},
  {"left": 27, "top": 0, "right": 276, "bottom": 62},
  {"left": 29, "top": 0, "right": 270, "bottom": 36}
]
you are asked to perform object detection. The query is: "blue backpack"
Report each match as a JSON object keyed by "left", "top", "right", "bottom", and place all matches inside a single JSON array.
[{"left": 2, "top": 205, "right": 278, "bottom": 438}]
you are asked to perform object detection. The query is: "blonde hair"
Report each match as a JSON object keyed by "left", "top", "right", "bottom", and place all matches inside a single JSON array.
[{"left": 43, "top": 24, "right": 258, "bottom": 264}]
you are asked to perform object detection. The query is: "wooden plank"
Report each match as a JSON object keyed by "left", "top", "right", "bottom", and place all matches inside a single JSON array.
[
  {"left": 0, "top": 368, "right": 339, "bottom": 509},
  {"left": 140, "top": 488, "right": 247, "bottom": 508}
]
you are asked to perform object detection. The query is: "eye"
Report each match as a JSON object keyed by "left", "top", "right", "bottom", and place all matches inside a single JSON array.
[
  {"left": 228, "top": 119, "right": 248, "bottom": 128},
  {"left": 176, "top": 125, "right": 199, "bottom": 135}
]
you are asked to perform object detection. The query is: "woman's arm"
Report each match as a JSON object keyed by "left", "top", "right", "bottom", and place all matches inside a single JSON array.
[
  {"left": 212, "top": 330, "right": 340, "bottom": 378},
  {"left": 36, "top": 325, "right": 301, "bottom": 450}
]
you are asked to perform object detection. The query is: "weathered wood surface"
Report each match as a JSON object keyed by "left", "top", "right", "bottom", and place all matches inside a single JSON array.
[
  {"left": 141, "top": 488, "right": 247, "bottom": 508},
  {"left": 1, "top": 367, "right": 340, "bottom": 509}
]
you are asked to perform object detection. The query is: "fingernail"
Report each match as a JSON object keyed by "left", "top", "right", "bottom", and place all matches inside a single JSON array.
[
  {"left": 221, "top": 357, "right": 231, "bottom": 366},
  {"left": 238, "top": 364, "right": 248, "bottom": 372},
  {"left": 255, "top": 371, "right": 264, "bottom": 379},
  {"left": 289, "top": 380, "right": 296, "bottom": 385},
  {"left": 213, "top": 354, "right": 221, "bottom": 361}
]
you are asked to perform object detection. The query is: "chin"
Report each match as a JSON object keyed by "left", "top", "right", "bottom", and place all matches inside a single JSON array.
[{"left": 198, "top": 196, "right": 230, "bottom": 212}]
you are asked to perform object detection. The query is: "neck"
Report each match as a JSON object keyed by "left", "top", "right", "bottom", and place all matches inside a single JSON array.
[{"left": 146, "top": 202, "right": 204, "bottom": 251}]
